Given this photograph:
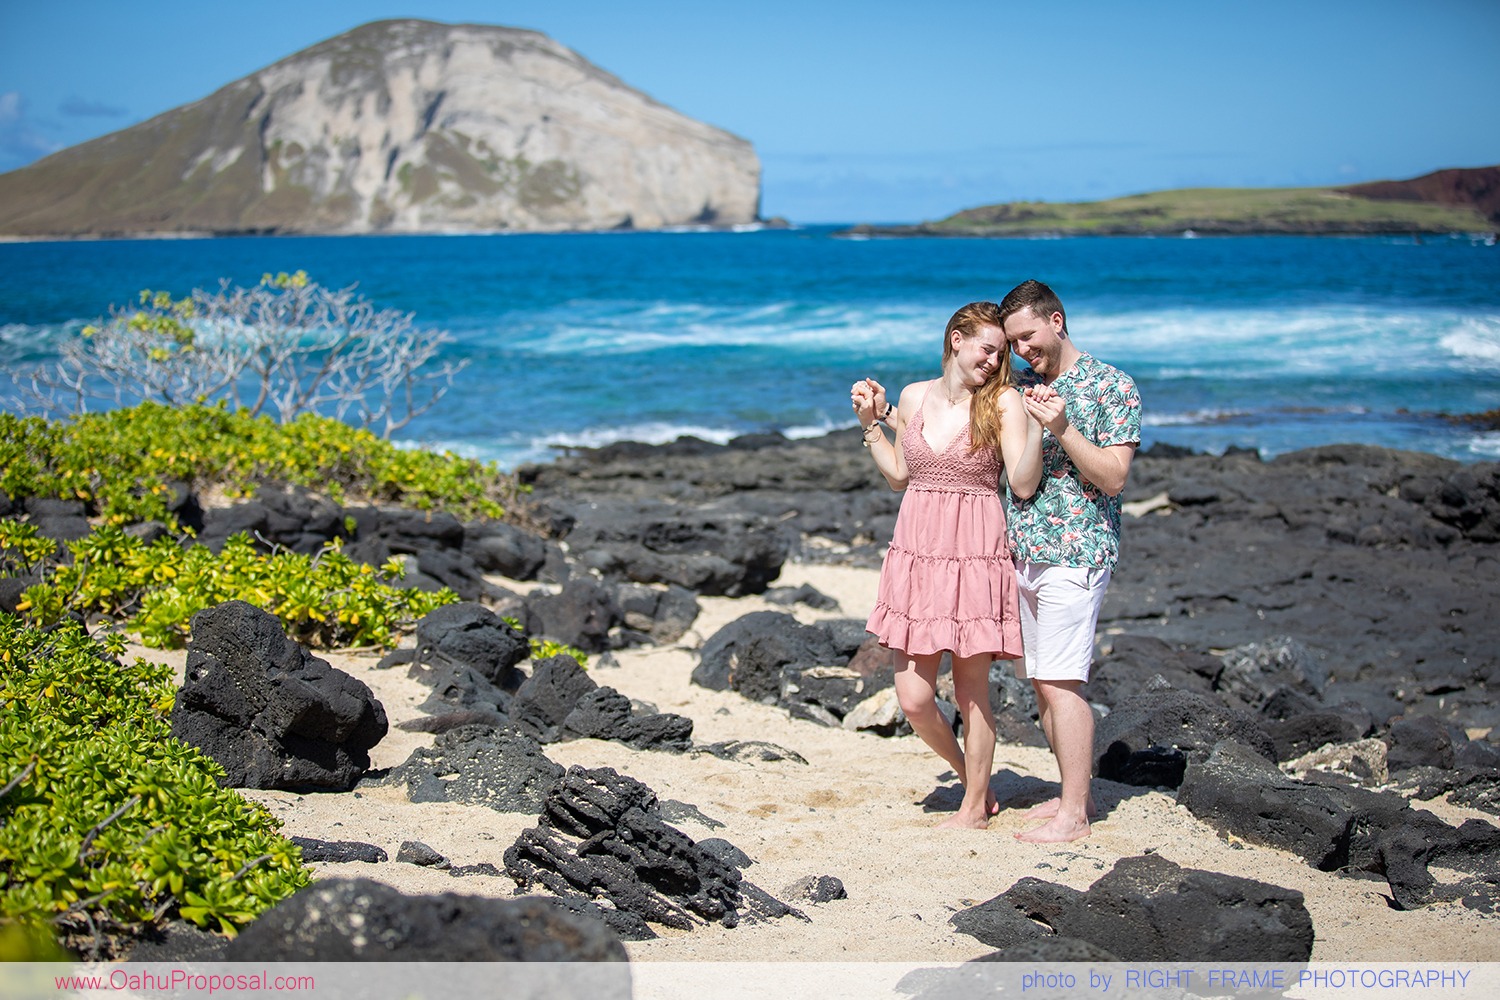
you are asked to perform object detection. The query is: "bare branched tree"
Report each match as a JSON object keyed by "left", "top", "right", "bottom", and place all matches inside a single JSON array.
[{"left": 10, "top": 271, "right": 467, "bottom": 437}]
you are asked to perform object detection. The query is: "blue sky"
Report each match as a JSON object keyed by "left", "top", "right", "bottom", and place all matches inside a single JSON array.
[{"left": 2, "top": 0, "right": 1498, "bottom": 224}]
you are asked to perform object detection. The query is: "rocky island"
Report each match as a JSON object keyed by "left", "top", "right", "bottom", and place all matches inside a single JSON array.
[{"left": 0, "top": 19, "right": 762, "bottom": 238}]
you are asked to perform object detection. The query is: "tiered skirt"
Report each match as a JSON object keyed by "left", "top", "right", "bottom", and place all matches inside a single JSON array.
[{"left": 865, "top": 486, "right": 1023, "bottom": 660}]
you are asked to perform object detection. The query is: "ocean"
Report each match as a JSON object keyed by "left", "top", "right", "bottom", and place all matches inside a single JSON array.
[{"left": 2, "top": 227, "right": 1498, "bottom": 469}]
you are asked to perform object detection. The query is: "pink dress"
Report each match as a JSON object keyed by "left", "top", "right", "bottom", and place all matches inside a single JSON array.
[{"left": 865, "top": 387, "right": 1023, "bottom": 660}]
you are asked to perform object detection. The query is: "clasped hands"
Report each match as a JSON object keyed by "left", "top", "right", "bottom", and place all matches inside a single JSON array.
[
  {"left": 849, "top": 377, "right": 889, "bottom": 427},
  {"left": 1021, "top": 383, "right": 1068, "bottom": 436}
]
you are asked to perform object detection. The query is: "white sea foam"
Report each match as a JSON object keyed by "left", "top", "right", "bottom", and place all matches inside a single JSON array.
[
  {"left": 392, "top": 438, "right": 490, "bottom": 461},
  {"left": 784, "top": 417, "right": 845, "bottom": 440},
  {"left": 1438, "top": 316, "right": 1500, "bottom": 366},
  {"left": 406, "top": 423, "right": 746, "bottom": 469},
  {"left": 500, "top": 301, "right": 1500, "bottom": 385},
  {"left": 1466, "top": 432, "right": 1500, "bottom": 459},
  {"left": 542, "top": 421, "right": 740, "bottom": 450},
  {"left": 507, "top": 300, "right": 942, "bottom": 356},
  {"left": 1142, "top": 409, "right": 1247, "bottom": 427},
  {"left": 1, "top": 320, "right": 83, "bottom": 346},
  {"left": 1088, "top": 306, "right": 1500, "bottom": 379}
]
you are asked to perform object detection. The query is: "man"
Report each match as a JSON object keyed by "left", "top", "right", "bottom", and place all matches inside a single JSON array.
[{"left": 999, "top": 279, "right": 1141, "bottom": 843}]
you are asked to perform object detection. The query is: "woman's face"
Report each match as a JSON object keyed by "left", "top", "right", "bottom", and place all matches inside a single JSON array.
[{"left": 951, "top": 323, "right": 1006, "bottom": 386}]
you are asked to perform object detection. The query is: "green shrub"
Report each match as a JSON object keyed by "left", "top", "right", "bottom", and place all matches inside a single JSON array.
[
  {"left": 9, "top": 523, "right": 455, "bottom": 650},
  {"left": 0, "top": 616, "right": 311, "bottom": 957},
  {"left": 0, "top": 402, "right": 519, "bottom": 527},
  {"left": 503, "top": 617, "right": 589, "bottom": 668}
]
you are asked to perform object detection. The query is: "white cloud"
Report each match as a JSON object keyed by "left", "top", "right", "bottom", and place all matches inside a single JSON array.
[{"left": 0, "top": 91, "right": 64, "bottom": 171}]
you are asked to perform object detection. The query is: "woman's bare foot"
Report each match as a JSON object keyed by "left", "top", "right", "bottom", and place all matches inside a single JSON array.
[
  {"left": 1015, "top": 815, "right": 1091, "bottom": 843},
  {"left": 937, "top": 809, "right": 992, "bottom": 830},
  {"left": 987, "top": 789, "right": 1000, "bottom": 816},
  {"left": 1019, "top": 796, "right": 1098, "bottom": 821}
]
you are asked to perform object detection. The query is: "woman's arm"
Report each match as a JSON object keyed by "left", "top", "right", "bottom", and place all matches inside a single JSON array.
[
  {"left": 854, "top": 380, "right": 913, "bottom": 490},
  {"left": 998, "top": 388, "right": 1043, "bottom": 500}
]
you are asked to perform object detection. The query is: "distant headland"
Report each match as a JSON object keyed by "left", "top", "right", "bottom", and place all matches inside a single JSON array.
[
  {"left": 0, "top": 19, "right": 761, "bottom": 239},
  {"left": 843, "top": 165, "right": 1500, "bottom": 238}
]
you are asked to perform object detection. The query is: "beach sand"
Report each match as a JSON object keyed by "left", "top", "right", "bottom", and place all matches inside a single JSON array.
[{"left": 136, "top": 561, "right": 1499, "bottom": 965}]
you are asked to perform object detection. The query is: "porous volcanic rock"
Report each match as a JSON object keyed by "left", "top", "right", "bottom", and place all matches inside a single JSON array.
[{"left": 170, "top": 600, "right": 387, "bottom": 791}]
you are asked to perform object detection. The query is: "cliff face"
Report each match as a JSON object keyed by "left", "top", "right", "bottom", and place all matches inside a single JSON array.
[
  {"left": 1338, "top": 166, "right": 1500, "bottom": 227},
  {"left": 0, "top": 19, "right": 762, "bottom": 236}
]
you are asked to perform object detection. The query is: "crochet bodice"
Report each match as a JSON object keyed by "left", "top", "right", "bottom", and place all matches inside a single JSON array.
[{"left": 902, "top": 396, "right": 1002, "bottom": 495}]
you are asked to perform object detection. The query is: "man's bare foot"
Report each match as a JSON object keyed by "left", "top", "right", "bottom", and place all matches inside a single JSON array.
[
  {"left": 1015, "top": 816, "right": 1091, "bottom": 843},
  {"left": 937, "top": 810, "right": 991, "bottom": 830},
  {"left": 1019, "top": 796, "right": 1098, "bottom": 821}
]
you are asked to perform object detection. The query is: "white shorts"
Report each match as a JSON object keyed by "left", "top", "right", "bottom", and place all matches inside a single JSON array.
[{"left": 1014, "top": 561, "right": 1112, "bottom": 683}]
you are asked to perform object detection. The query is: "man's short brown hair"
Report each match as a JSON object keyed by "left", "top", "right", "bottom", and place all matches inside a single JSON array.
[{"left": 999, "top": 279, "right": 1067, "bottom": 335}]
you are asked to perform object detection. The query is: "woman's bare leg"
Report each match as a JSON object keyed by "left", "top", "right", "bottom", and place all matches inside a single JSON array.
[
  {"left": 939, "top": 654, "right": 998, "bottom": 828},
  {"left": 893, "top": 651, "right": 964, "bottom": 778}
]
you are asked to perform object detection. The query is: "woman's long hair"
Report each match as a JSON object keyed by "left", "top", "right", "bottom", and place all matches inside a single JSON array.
[{"left": 941, "top": 301, "right": 1014, "bottom": 451}]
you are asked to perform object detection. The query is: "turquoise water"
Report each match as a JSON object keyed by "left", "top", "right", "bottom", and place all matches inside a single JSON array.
[{"left": 2, "top": 227, "right": 1498, "bottom": 467}]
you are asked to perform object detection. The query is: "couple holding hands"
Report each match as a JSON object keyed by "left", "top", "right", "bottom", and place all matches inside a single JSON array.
[{"left": 850, "top": 279, "right": 1141, "bottom": 843}]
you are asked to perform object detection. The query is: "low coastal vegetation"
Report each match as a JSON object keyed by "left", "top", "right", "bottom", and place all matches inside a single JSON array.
[
  {"left": 0, "top": 275, "right": 585, "bottom": 955},
  {"left": 0, "top": 401, "right": 514, "bottom": 527},
  {"left": 0, "top": 616, "right": 312, "bottom": 958},
  {"left": 0, "top": 402, "right": 593, "bottom": 956},
  {"left": 2, "top": 522, "right": 451, "bottom": 650}
]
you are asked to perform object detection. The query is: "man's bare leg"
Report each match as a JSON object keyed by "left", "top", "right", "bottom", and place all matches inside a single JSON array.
[
  {"left": 937, "top": 655, "right": 998, "bottom": 828},
  {"left": 1018, "top": 678, "right": 1097, "bottom": 820},
  {"left": 1017, "top": 679, "right": 1093, "bottom": 843}
]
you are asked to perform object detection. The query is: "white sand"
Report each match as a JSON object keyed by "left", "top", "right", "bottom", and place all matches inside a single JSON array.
[{"left": 138, "top": 562, "right": 1500, "bottom": 963}]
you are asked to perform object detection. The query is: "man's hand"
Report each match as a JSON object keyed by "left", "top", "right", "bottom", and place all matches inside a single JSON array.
[{"left": 1022, "top": 384, "right": 1068, "bottom": 437}]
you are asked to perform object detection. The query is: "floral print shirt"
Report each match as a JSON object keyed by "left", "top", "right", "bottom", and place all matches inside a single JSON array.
[{"left": 1006, "top": 353, "right": 1142, "bottom": 569}]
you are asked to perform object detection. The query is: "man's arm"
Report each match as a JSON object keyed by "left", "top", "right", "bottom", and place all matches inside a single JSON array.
[
  {"left": 1021, "top": 389, "right": 1137, "bottom": 497},
  {"left": 1051, "top": 428, "right": 1135, "bottom": 497}
]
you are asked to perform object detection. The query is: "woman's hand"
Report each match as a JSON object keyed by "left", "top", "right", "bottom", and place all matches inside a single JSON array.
[
  {"left": 850, "top": 379, "right": 878, "bottom": 426},
  {"left": 865, "top": 378, "right": 892, "bottom": 425},
  {"left": 1022, "top": 384, "right": 1069, "bottom": 437}
]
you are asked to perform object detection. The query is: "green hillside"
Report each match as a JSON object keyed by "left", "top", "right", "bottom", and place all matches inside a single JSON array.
[{"left": 847, "top": 184, "right": 1495, "bottom": 237}]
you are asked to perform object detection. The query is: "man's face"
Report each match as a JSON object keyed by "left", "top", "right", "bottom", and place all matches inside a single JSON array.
[{"left": 1003, "top": 307, "right": 1065, "bottom": 377}]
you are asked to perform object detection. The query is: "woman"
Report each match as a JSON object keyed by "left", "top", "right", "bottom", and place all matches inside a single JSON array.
[{"left": 851, "top": 301, "right": 1042, "bottom": 828}]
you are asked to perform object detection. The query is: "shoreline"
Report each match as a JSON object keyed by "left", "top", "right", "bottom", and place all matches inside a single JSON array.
[
  {"left": 130, "top": 553, "right": 1500, "bottom": 964},
  {"left": 111, "top": 432, "right": 1500, "bottom": 963}
]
